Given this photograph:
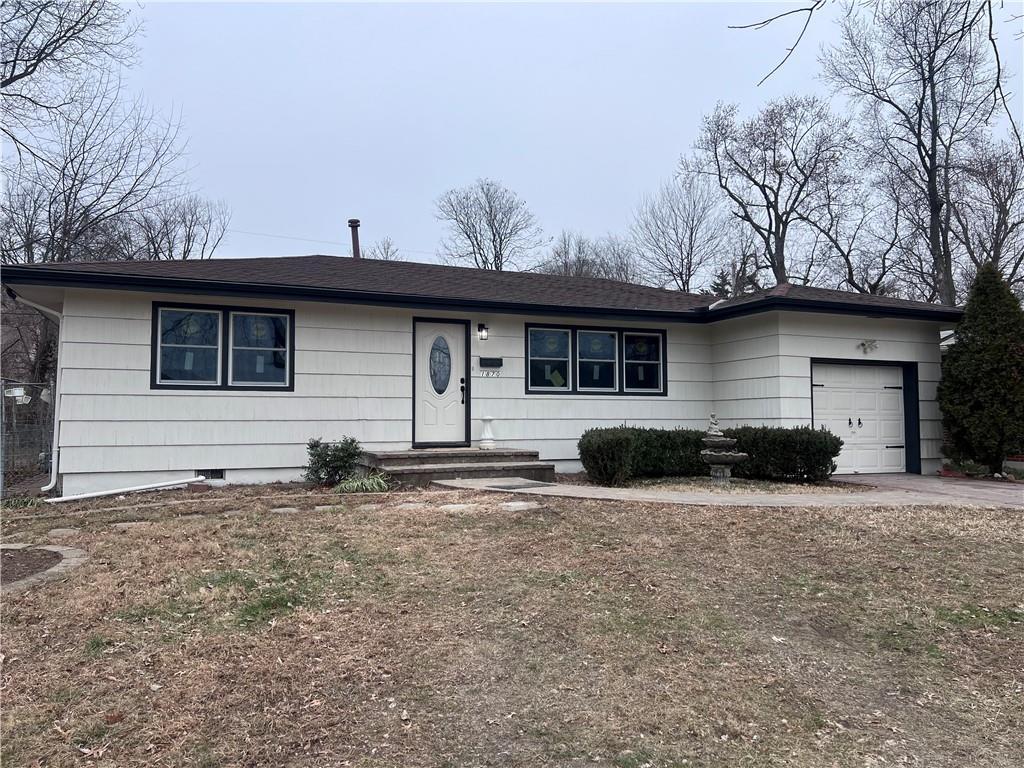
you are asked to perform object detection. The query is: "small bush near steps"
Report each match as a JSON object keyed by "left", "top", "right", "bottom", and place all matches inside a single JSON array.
[
  {"left": 304, "top": 437, "right": 362, "bottom": 486},
  {"left": 578, "top": 425, "right": 842, "bottom": 486}
]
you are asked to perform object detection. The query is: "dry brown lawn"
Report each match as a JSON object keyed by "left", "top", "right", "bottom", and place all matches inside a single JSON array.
[{"left": 2, "top": 489, "right": 1022, "bottom": 767}]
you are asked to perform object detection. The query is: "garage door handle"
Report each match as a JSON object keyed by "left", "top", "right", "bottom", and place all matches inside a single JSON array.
[
  {"left": 848, "top": 418, "right": 853, "bottom": 427},
  {"left": 885, "top": 445, "right": 904, "bottom": 449},
  {"left": 857, "top": 418, "right": 863, "bottom": 428}
]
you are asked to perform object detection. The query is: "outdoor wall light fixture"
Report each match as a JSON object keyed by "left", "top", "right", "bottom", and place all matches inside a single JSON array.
[{"left": 477, "top": 323, "right": 489, "bottom": 341}]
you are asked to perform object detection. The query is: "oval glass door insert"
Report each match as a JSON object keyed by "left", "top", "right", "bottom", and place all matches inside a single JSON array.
[{"left": 429, "top": 336, "right": 451, "bottom": 394}]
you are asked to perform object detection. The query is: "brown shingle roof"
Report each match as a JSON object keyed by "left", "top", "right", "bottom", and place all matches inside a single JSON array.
[
  {"left": 1, "top": 254, "right": 962, "bottom": 321},
  {"left": 709, "top": 282, "right": 957, "bottom": 316}
]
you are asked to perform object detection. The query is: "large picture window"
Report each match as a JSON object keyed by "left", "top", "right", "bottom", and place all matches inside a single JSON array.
[
  {"left": 525, "top": 324, "right": 665, "bottom": 396},
  {"left": 151, "top": 302, "right": 294, "bottom": 390}
]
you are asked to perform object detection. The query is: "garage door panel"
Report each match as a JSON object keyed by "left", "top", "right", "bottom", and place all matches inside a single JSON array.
[
  {"left": 879, "top": 392, "right": 902, "bottom": 411},
  {"left": 879, "top": 367, "right": 902, "bottom": 386},
  {"left": 880, "top": 420, "right": 903, "bottom": 440},
  {"left": 854, "top": 391, "right": 877, "bottom": 411},
  {"left": 853, "top": 368, "right": 877, "bottom": 387},
  {"left": 881, "top": 447, "right": 906, "bottom": 472},
  {"left": 812, "top": 363, "right": 905, "bottom": 474}
]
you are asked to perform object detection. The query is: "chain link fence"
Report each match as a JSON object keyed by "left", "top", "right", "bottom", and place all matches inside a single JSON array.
[{"left": 1, "top": 380, "right": 54, "bottom": 499}]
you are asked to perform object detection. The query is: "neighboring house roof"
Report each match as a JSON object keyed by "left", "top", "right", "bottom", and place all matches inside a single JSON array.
[{"left": 1, "top": 254, "right": 963, "bottom": 322}]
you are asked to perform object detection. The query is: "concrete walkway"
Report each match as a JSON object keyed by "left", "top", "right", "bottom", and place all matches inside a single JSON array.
[{"left": 435, "top": 474, "right": 1023, "bottom": 509}]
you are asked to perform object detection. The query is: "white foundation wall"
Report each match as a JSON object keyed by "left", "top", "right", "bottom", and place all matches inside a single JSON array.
[
  {"left": 711, "top": 312, "right": 945, "bottom": 474},
  {"left": 56, "top": 289, "right": 712, "bottom": 493}
]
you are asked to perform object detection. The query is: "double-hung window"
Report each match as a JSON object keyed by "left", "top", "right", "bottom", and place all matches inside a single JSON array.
[
  {"left": 623, "top": 333, "right": 663, "bottom": 393},
  {"left": 525, "top": 323, "right": 665, "bottom": 395},
  {"left": 229, "top": 312, "right": 290, "bottom": 386},
  {"left": 527, "top": 327, "right": 571, "bottom": 391},
  {"left": 156, "top": 308, "right": 222, "bottom": 385},
  {"left": 152, "top": 303, "right": 294, "bottom": 390},
  {"left": 577, "top": 330, "right": 617, "bottom": 391}
]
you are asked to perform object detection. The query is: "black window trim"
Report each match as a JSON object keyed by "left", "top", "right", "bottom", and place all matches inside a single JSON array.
[
  {"left": 524, "top": 322, "right": 667, "bottom": 396},
  {"left": 150, "top": 301, "right": 296, "bottom": 391}
]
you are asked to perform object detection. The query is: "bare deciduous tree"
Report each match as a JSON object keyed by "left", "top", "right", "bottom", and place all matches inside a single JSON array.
[
  {"left": 436, "top": 178, "right": 545, "bottom": 271},
  {"left": 538, "top": 231, "right": 642, "bottom": 283},
  {"left": 693, "top": 96, "right": 849, "bottom": 286},
  {"left": 2, "top": 0, "right": 136, "bottom": 161},
  {"left": 796, "top": 158, "right": 904, "bottom": 294},
  {"left": 950, "top": 139, "right": 1024, "bottom": 294},
  {"left": 1, "top": 79, "right": 184, "bottom": 265},
  {"left": 539, "top": 231, "right": 605, "bottom": 278},
  {"left": 822, "top": 0, "right": 1001, "bottom": 304},
  {"left": 119, "top": 196, "right": 230, "bottom": 261},
  {"left": 632, "top": 171, "right": 725, "bottom": 292},
  {"left": 735, "top": 0, "right": 1022, "bottom": 158},
  {"left": 595, "top": 234, "right": 643, "bottom": 284},
  {"left": 362, "top": 236, "right": 401, "bottom": 261}
]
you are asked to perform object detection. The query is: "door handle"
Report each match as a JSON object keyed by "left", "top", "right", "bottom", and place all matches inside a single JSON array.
[
  {"left": 848, "top": 418, "right": 853, "bottom": 428},
  {"left": 460, "top": 377, "right": 466, "bottom": 404},
  {"left": 857, "top": 418, "right": 863, "bottom": 428}
]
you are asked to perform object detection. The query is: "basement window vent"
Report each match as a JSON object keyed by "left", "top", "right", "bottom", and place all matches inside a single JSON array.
[{"left": 197, "top": 469, "right": 225, "bottom": 480}]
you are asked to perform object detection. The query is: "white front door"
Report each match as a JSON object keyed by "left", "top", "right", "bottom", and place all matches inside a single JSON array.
[
  {"left": 414, "top": 321, "right": 468, "bottom": 445},
  {"left": 812, "top": 363, "right": 906, "bottom": 474}
]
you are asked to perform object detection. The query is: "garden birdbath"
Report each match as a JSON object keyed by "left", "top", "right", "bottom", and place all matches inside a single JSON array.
[{"left": 700, "top": 413, "right": 748, "bottom": 485}]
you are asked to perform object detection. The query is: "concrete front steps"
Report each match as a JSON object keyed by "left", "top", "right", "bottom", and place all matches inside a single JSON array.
[{"left": 359, "top": 448, "right": 556, "bottom": 487}]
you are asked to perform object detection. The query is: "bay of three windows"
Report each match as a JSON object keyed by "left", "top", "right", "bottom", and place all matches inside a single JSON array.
[{"left": 528, "top": 326, "right": 664, "bottom": 394}]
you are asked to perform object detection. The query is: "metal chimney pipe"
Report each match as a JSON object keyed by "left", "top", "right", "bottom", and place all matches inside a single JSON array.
[{"left": 348, "top": 218, "right": 361, "bottom": 258}]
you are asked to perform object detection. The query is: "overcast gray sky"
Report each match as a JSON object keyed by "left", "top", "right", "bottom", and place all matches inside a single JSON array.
[{"left": 126, "top": 1, "right": 1023, "bottom": 262}]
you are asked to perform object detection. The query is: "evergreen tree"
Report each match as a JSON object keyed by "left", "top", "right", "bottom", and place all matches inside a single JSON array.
[
  {"left": 707, "top": 268, "right": 732, "bottom": 298},
  {"left": 937, "top": 263, "right": 1024, "bottom": 473}
]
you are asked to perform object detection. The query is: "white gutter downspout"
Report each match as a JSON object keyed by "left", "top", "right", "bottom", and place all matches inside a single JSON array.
[
  {"left": 7, "top": 288, "right": 64, "bottom": 493},
  {"left": 45, "top": 476, "right": 205, "bottom": 504}
]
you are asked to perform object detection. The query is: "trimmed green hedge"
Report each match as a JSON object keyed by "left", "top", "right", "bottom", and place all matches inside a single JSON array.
[
  {"left": 577, "top": 425, "right": 842, "bottom": 486},
  {"left": 727, "top": 425, "right": 842, "bottom": 482}
]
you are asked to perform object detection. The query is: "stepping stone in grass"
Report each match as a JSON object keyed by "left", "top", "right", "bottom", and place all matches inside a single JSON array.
[
  {"left": 355, "top": 503, "right": 382, "bottom": 512},
  {"left": 222, "top": 510, "right": 245, "bottom": 517},
  {"left": 314, "top": 505, "right": 341, "bottom": 512},
  {"left": 499, "top": 501, "right": 541, "bottom": 512},
  {"left": 395, "top": 502, "right": 426, "bottom": 510},
  {"left": 47, "top": 528, "right": 80, "bottom": 539},
  {"left": 270, "top": 507, "right": 300, "bottom": 514},
  {"left": 110, "top": 521, "right": 151, "bottom": 531},
  {"left": 439, "top": 503, "right": 480, "bottom": 512}
]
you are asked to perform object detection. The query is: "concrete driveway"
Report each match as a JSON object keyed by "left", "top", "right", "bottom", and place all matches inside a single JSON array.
[{"left": 839, "top": 473, "right": 1023, "bottom": 507}]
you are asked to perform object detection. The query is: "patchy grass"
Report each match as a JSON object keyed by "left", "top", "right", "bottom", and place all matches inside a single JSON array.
[
  {"left": 633, "top": 476, "right": 866, "bottom": 494},
  {"left": 1, "top": 491, "right": 1022, "bottom": 767},
  {"left": 556, "top": 472, "right": 865, "bottom": 494}
]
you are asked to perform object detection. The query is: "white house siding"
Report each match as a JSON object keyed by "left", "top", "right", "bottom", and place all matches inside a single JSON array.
[
  {"left": 56, "top": 288, "right": 712, "bottom": 493},
  {"left": 711, "top": 311, "right": 945, "bottom": 474}
]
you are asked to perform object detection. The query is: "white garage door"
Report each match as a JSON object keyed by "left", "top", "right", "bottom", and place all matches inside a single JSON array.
[{"left": 812, "top": 363, "right": 905, "bottom": 474}]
